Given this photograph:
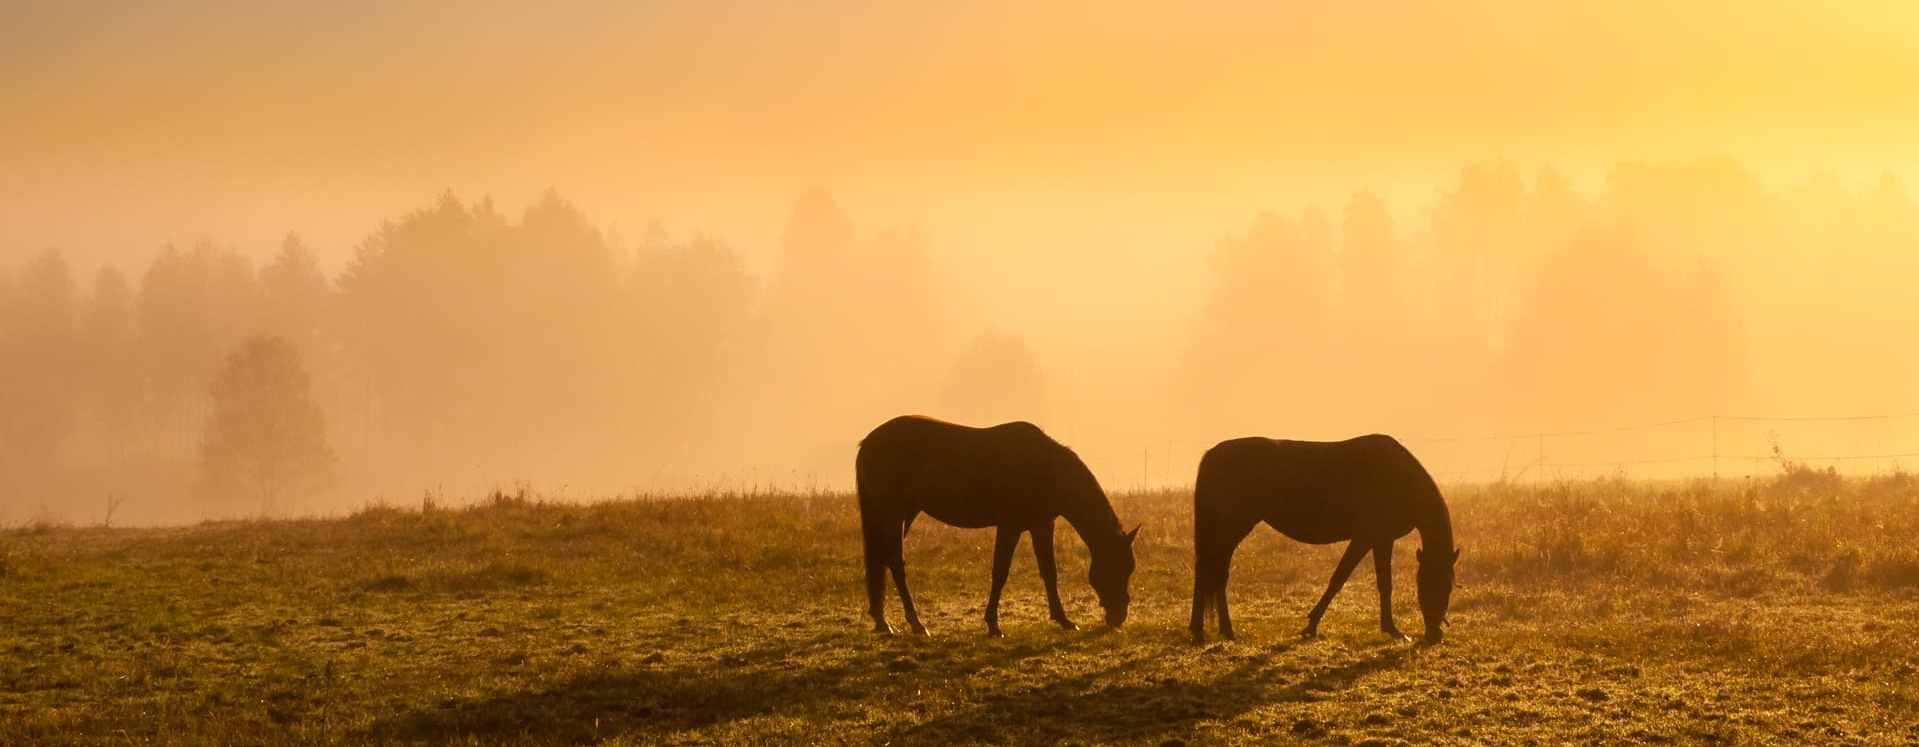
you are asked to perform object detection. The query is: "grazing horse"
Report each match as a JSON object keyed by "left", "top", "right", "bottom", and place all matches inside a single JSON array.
[
  {"left": 1188, "top": 434, "right": 1459, "bottom": 644},
  {"left": 857, "top": 415, "right": 1139, "bottom": 637}
]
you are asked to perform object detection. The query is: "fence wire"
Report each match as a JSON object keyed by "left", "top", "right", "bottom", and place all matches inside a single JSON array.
[{"left": 1079, "top": 411, "right": 1919, "bottom": 489}]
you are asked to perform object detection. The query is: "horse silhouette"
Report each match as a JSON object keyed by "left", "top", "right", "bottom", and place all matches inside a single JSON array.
[
  {"left": 1188, "top": 434, "right": 1458, "bottom": 644},
  {"left": 857, "top": 415, "right": 1139, "bottom": 637}
]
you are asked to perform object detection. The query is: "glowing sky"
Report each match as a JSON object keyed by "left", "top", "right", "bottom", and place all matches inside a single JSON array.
[
  {"left": 6, "top": 0, "right": 1919, "bottom": 516},
  {"left": 5, "top": 0, "right": 1918, "bottom": 340}
]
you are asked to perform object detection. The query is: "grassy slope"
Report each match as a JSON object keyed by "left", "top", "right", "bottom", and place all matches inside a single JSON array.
[{"left": 3, "top": 474, "right": 1918, "bottom": 745}]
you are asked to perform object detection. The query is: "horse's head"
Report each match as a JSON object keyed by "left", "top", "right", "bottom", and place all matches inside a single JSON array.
[
  {"left": 1088, "top": 525, "right": 1140, "bottom": 627},
  {"left": 1415, "top": 546, "right": 1461, "bottom": 643}
]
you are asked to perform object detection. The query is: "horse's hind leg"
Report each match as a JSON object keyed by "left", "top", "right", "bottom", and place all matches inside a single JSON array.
[
  {"left": 1302, "top": 541, "right": 1371, "bottom": 638},
  {"left": 863, "top": 517, "right": 894, "bottom": 634},
  {"left": 1190, "top": 550, "right": 1213, "bottom": 642},
  {"left": 1210, "top": 519, "right": 1257, "bottom": 640},
  {"left": 1031, "top": 522, "right": 1076, "bottom": 631},
  {"left": 1214, "top": 553, "right": 1236, "bottom": 640},
  {"left": 876, "top": 516, "right": 928, "bottom": 636},
  {"left": 1373, "top": 538, "right": 1410, "bottom": 641},
  {"left": 1192, "top": 551, "right": 1232, "bottom": 641},
  {"left": 1190, "top": 506, "right": 1221, "bottom": 642}
]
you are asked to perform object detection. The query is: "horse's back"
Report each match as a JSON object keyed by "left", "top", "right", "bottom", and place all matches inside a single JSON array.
[
  {"left": 857, "top": 416, "right": 965, "bottom": 501},
  {"left": 1196, "top": 434, "right": 1430, "bottom": 543},
  {"left": 1198, "top": 434, "right": 1407, "bottom": 487},
  {"left": 858, "top": 415, "right": 1051, "bottom": 469},
  {"left": 856, "top": 415, "right": 1077, "bottom": 526}
]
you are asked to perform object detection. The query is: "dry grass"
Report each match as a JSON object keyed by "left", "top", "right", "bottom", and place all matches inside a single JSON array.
[{"left": 3, "top": 477, "right": 1918, "bottom": 745}]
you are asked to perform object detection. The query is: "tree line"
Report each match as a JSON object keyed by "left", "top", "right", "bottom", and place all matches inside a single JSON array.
[
  {"left": 0, "top": 189, "right": 1042, "bottom": 521},
  {"left": 4, "top": 157, "right": 1916, "bottom": 521},
  {"left": 1181, "top": 157, "right": 1916, "bottom": 471}
]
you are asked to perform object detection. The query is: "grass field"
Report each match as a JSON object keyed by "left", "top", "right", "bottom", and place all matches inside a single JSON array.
[{"left": 4, "top": 470, "right": 1919, "bottom": 745}]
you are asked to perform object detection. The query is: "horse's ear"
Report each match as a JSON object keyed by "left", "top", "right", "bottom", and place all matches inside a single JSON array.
[{"left": 1125, "top": 525, "right": 1141, "bottom": 544}]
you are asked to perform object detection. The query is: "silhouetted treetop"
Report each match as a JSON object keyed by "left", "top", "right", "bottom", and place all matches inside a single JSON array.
[
  {"left": 943, "top": 329, "right": 1045, "bottom": 426},
  {"left": 781, "top": 187, "right": 856, "bottom": 273},
  {"left": 199, "top": 335, "right": 336, "bottom": 515}
]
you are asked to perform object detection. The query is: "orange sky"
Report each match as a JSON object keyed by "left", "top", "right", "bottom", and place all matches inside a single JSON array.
[
  {"left": 4, "top": 0, "right": 1918, "bottom": 345},
  {"left": 7, "top": 1, "right": 1919, "bottom": 516}
]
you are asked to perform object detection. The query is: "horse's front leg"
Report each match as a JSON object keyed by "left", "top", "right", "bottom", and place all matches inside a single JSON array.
[
  {"left": 985, "top": 527, "right": 1021, "bottom": 637},
  {"left": 1374, "top": 538, "right": 1410, "bottom": 641},
  {"left": 1302, "top": 540, "right": 1371, "bottom": 638},
  {"left": 1031, "top": 521, "right": 1077, "bottom": 631}
]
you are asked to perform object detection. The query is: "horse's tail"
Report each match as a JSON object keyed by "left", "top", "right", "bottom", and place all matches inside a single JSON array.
[
  {"left": 1189, "top": 444, "right": 1229, "bottom": 633},
  {"left": 1192, "top": 445, "right": 1227, "bottom": 548},
  {"left": 855, "top": 436, "right": 899, "bottom": 621},
  {"left": 854, "top": 437, "right": 888, "bottom": 530},
  {"left": 1192, "top": 444, "right": 1245, "bottom": 580}
]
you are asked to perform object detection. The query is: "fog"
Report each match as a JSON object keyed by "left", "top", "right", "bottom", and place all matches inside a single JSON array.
[{"left": 4, "top": 1, "right": 1918, "bottom": 524}]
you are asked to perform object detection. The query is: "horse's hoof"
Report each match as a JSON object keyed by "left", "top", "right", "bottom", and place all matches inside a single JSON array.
[
  {"left": 1190, "top": 631, "right": 1207, "bottom": 645},
  {"left": 1055, "top": 620, "right": 1079, "bottom": 632},
  {"left": 1298, "top": 628, "right": 1318, "bottom": 639},
  {"left": 986, "top": 627, "right": 1004, "bottom": 638},
  {"left": 909, "top": 624, "right": 930, "bottom": 637},
  {"left": 1383, "top": 628, "right": 1412, "bottom": 643},
  {"left": 873, "top": 622, "right": 896, "bottom": 635}
]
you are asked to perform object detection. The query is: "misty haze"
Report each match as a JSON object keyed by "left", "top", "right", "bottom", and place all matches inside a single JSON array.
[
  {"left": 4, "top": 2, "right": 1918, "bottom": 745},
  {"left": 6, "top": 160, "right": 1916, "bottom": 524}
]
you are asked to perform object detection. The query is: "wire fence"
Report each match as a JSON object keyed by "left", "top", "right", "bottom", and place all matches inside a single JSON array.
[{"left": 1075, "top": 412, "right": 1919, "bottom": 491}]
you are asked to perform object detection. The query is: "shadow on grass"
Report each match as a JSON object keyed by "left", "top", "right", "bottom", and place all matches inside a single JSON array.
[
  {"left": 361, "top": 629, "right": 1079, "bottom": 744},
  {"left": 364, "top": 626, "right": 1416, "bottom": 745},
  {"left": 904, "top": 638, "right": 1414, "bottom": 744}
]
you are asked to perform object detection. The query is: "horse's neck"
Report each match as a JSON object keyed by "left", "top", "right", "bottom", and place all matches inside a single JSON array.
[
  {"left": 1414, "top": 488, "right": 1455, "bottom": 552},
  {"left": 1060, "top": 492, "right": 1121, "bottom": 553}
]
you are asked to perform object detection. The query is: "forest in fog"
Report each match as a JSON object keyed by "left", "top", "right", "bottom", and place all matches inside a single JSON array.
[{"left": 4, "top": 156, "right": 1918, "bottom": 523}]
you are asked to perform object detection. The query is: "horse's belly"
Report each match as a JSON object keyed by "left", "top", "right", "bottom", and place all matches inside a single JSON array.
[
  {"left": 1271, "top": 518, "right": 1413, "bottom": 546},
  {"left": 920, "top": 504, "right": 996, "bottom": 529},
  {"left": 1273, "top": 526, "right": 1348, "bottom": 545},
  {"left": 1262, "top": 499, "right": 1370, "bottom": 544}
]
